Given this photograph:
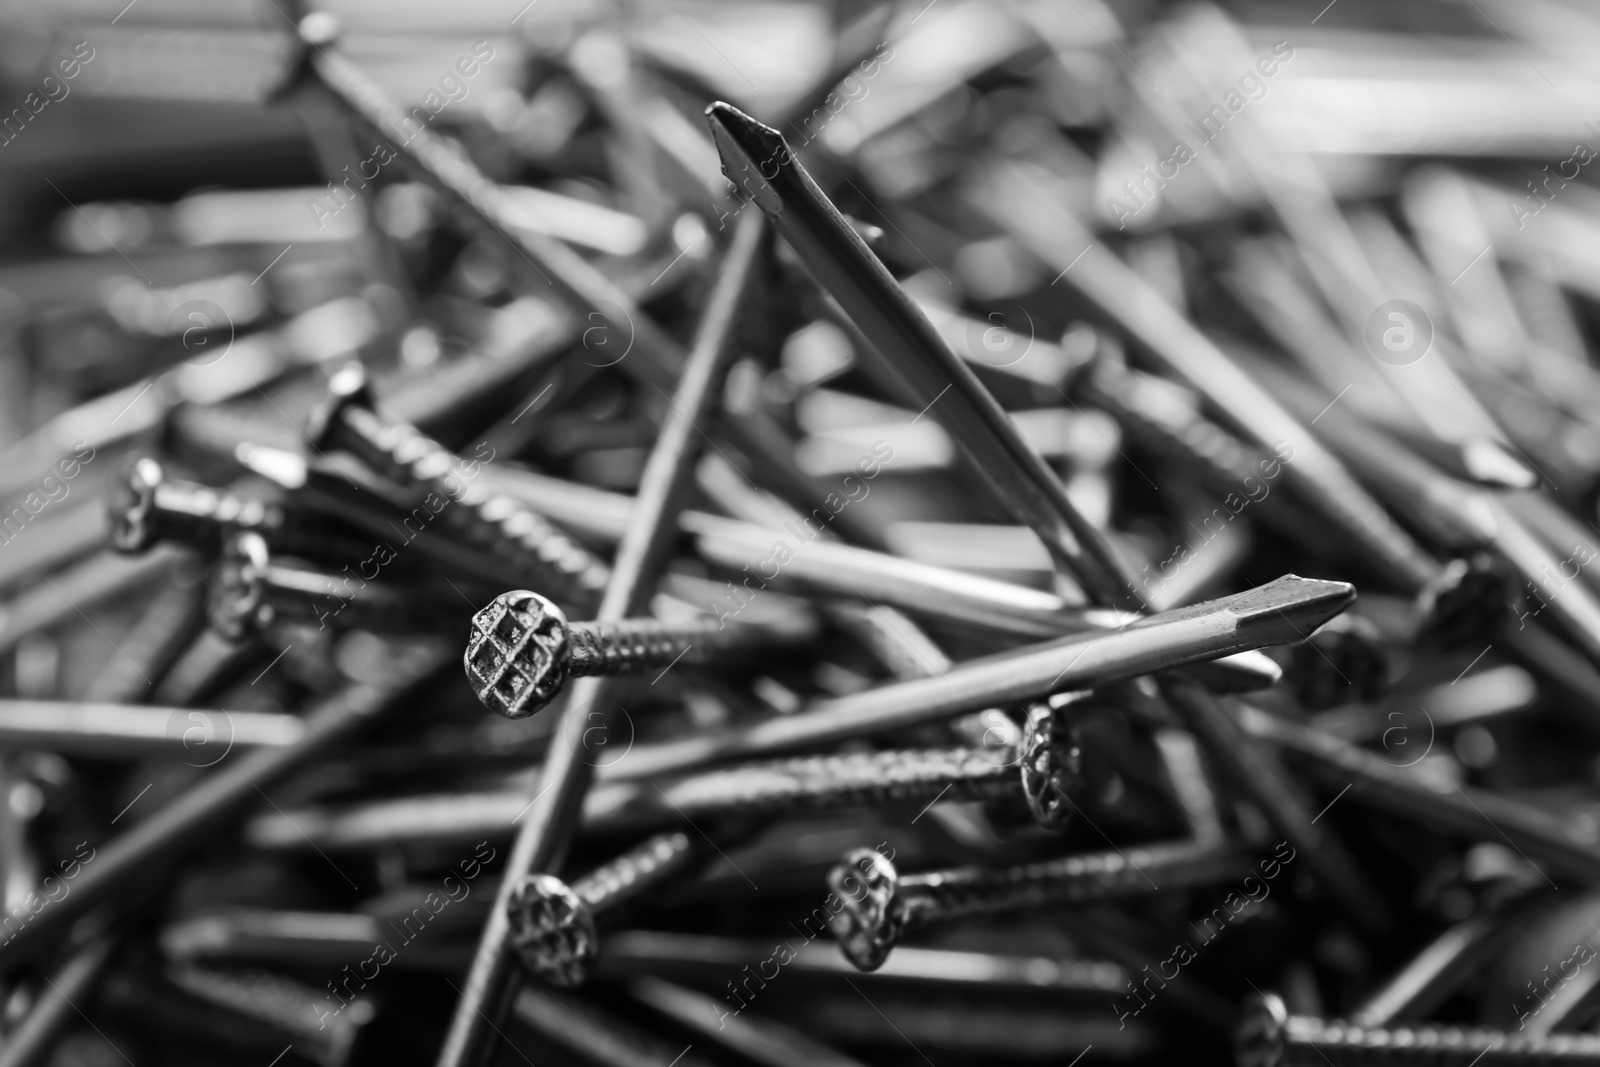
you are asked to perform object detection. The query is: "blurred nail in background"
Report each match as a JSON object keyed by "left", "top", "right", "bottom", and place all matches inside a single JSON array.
[{"left": 6, "top": 1, "right": 1600, "bottom": 1065}]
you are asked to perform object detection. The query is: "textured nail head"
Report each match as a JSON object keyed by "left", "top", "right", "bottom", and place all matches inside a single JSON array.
[
  {"left": 1020, "top": 704, "right": 1083, "bottom": 830},
  {"left": 1416, "top": 554, "right": 1508, "bottom": 651},
  {"left": 1236, "top": 992, "right": 1289, "bottom": 1067},
  {"left": 507, "top": 873, "right": 599, "bottom": 988},
  {"left": 209, "top": 532, "right": 273, "bottom": 641},
  {"left": 110, "top": 455, "right": 164, "bottom": 553},
  {"left": 1291, "top": 614, "right": 1391, "bottom": 710},
  {"left": 464, "top": 590, "right": 572, "bottom": 719},
  {"left": 297, "top": 11, "right": 341, "bottom": 47},
  {"left": 306, "top": 361, "right": 374, "bottom": 452},
  {"left": 827, "top": 848, "right": 906, "bottom": 973}
]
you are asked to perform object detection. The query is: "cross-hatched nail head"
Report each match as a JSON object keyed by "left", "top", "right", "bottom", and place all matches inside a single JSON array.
[
  {"left": 464, "top": 590, "right": 572, "bottom": 719},
  {"left": 827, "top": 848, "right": 906, "bottom": 972},
  {"left": 506, "top": 873, "right": 599, "bottom": 987}
]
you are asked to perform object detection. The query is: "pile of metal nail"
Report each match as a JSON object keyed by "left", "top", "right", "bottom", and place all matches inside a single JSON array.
[{"left": 8, "top": 0, "right": 1600, "bottom": 1064}]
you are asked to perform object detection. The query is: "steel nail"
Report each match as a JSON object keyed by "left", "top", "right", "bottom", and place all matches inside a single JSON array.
[
  {"left": 707, "top": 101, "right": 1137, "bottom": 609},
  {"left": 512, "top": 982, "right": 719, "bottom": 1067},
  {"left": 81, "top": 556, "right": 206, "bottom": 705},
  {"left": 308, "top": 362, "right": 611, "bottom": 607},
  {"left": 827, "top": 838, "right": 1247, "bottom": 973},
  {"left": 0, "top": 931, "right": 117, "bottom": 1067},
  {"left": 0, "top": 500, "right": 108, "bottom": 594},
  {"left": 109, "top": 455, "right": 366, "bottom": 564},
  {"left": 1349, "top": 903, "right": 1543, "bottom": 1029},
  {"left": 601, "top": 929, "right": 1128, "bottom": 996},
  {"left": 0, "top": 546, "right": 190, "bottom": 657},
  {"left": 1237, "top": 990, "right": 1600, "bottom": 1067},
  {"left": 164, "top": 962, "right": 373, "bottom": 1067},
  {"left": 293, "top": 15, "right": 688, "bottom": 394},
  {"left": 1163, "top": 676, "right": 1394, "bottom": 935},
  {"left": 209, "top": 531, "right": 466, "bottom": 641},
  {"left": 0, "top": 645, "right": 447, "bottom": 969},
  {"left": 161, "top": 908, "right": 466, "bottom": 971},
  {"left": 148, "top": 626, "right": 263, "bottom": 709},
  {"left": 1151, "top": 726, "right": 1228, "bottom": 846},
  {"left": 1238, "top": 703, "right": 1600, "bottom": 883},
  {"left": 629, "top": 974, "right": 870, "bottom": 1067},
  {"left": 0, "top": 699, "right": 300, "bottom": 756},
  {"left": 506, "top": 831, "right": 699, "bottom": 987},
  {"left": 435, "top": 209, "right": 766, "bottom": 1067},
  {"left": 244, "top": 746, "right": 1031, "bottom": 852},
  {"left": 600, "top": 575, "right": 1353, "bottom": 783},
  {"left": 969, "top": 159, "right": 1441, "bottom": 594},
  {"left": 486, "top": 469, "right": 1281, "bottom": 687},
  {"left": 463, "top": 588, "right": 812, "bottom": 719},
  {"left": 234, "top": 443, "right": 520, "bottom": 589}
]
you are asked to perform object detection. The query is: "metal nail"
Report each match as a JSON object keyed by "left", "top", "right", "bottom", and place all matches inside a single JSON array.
[
  {"left": 109, "top": 455, "right": 364, "bottom": 564},
  {"left": 1163, "top": 677, "right": 1394, "bottom": 934},
  {"left": 245, "top": 745, "right": 1033, "bottom": 853},
  {"left": 827, "top": 838, "right": 1246, "bottom": 972},
  {"left": 513, "top": 982, "right": 719, "bottom": 1067},
  {"left": 970, "top": 158, "right": 1441, "bottom": 594},
  {"left": 484, "top": 464, "right": 1282, "bottom": 691},
  {"left": 234, "top": 443, "right": 521, "bottom": 589},
  {"left": 1237, "top": 990, "right": 1600, "bottom": 1067},
  {"left": 600, "top": 929, "right": 1128, "bottom": 996},
  {"left": 0, "top": 699, "right": 300, "bottom": 756},
  {"left": 601, "top": 575, "right": 1353, "bottom": 783},
  {"left": 209, "top": 531, "right": 465, "bottom": 641},
  {"left": 707, "top": 101, "right": 1137, "bottom": 609},
  {"left": 308, "top": 362, "right": 611, "bottom": 607},
  {"left": 1350, "top": 902, "right": 1544, "bottom": 1028},
  {"left": 506, "top": 831, "right": 699, "bottom": 987},
  {"left": 0, "top": 547, "right": 190, "bottom": 657},
  {"left": 435, "top": 209, "right": 766, "bottom": 1067},
  {"left": 0, "top": 931, "right": 117, "bottom": 1067},
  {"left": 463, "top": 588, "right": 811, "bottom": 719},
  {"left": 81, "top": 556, "right": 206, "bottom": 705},
  {"left": 0, "top": 644, "right": 446, "bottom": 968},
  {"left": 629, "top": 974, "right": 870, "bottom": 1067},
  {"left": 1238, "top": 703, "right": 1600, "bottom": 883}
]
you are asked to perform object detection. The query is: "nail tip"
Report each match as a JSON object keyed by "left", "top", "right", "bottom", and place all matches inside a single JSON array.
[
  {"left": 705, "top": 101, "right": 791, "bottom": 212},
  {"left": 1226, "top": 574, "right": 1357, "bottom": 631}
]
